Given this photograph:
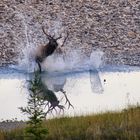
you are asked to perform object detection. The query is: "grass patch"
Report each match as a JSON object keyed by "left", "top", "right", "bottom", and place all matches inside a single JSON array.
[{"left": 0, "top": 105, "right": 140, "bottom": 140}]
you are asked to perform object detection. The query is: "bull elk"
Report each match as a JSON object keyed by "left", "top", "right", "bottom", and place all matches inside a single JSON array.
[{"left": 35, "top": 27, "right": 68, "bottom": 73}]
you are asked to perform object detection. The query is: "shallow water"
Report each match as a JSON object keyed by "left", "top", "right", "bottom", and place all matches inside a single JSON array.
[{"left": 0, "top": 66, "right": 140, "bottom": 120}]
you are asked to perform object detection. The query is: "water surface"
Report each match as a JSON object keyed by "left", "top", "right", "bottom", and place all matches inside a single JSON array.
[{"left": 0, "top": 66, "right": 140, "bottom": 120}]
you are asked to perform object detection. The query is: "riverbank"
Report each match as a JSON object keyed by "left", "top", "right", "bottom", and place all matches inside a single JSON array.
[{"left": 0, "top": 105, "right": 139, "bottom": 140}]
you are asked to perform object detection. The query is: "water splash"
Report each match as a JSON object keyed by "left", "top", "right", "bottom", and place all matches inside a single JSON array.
[
  {"left": 89, "top": 50, "right": 104, "bottom": 69},
  {"left": 42, "top": 49, "right": 104, "bottom": 94},
  {"left": 42, "top": 49, "right": 104, "bottom": 73},
  {"left": 9, "top": 8, "right": 36, "bottom": 72}
]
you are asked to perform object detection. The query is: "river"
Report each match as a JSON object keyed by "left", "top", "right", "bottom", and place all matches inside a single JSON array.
[{"left": 0, "top": 65, "right": 140, "bottom": 120}]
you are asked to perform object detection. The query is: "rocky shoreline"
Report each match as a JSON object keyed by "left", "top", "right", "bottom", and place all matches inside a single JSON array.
[
  {"left": 0, "top": 121, "right": 25, "bottom": 131},
  {"left": 0, "top": 0, "right": 140, "bottom": 67}
]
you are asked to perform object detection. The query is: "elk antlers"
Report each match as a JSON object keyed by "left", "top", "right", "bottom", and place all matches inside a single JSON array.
[
  {"left": 42, "top": 26, "right": 62, "bottom": 40},
  {"left": 42, "top": 26, "right": 54, "bottom": 39},
  {"left": 60, "top": 32, "right": 69, "bottom": 48},
  {"left": 60, "top": 89, "right": 74, "bottom": 109}
]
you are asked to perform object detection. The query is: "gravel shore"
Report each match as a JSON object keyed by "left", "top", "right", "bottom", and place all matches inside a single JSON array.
[
  {"left": 0, "top": 0, "right": 140, "bottom": 66},
  {"left": 0, "top": 121, "right": 25, "bottom": 131}
]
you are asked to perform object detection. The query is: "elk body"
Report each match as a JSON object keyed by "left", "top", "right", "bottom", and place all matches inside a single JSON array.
[{"left": 35, "top": 27, "right": 62, "bottom": 73}]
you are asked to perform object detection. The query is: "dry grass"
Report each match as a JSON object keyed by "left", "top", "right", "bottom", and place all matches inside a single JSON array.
[
  {"left": 0, "top": 105, "right": 140, "bottom": 140},
  {"left": 46, "top": 105, "right": 140, "bottom": 140}
]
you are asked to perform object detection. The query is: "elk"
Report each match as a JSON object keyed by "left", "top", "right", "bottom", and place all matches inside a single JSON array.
[{"left": 35, "top": 27, "right": 68, "bottom": 73}]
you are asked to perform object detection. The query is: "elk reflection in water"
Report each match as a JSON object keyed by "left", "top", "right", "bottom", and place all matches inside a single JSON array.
[{"left": 28, "top": 71, "right": 73, "bottom": 116}]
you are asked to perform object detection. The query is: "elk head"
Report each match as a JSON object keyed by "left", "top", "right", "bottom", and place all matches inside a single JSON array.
[{"left": 42, "top": 27, "right": 62, "bottom": 53}]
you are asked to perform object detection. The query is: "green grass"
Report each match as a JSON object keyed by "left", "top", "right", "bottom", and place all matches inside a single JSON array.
[{"left": 0, "top": 105, "right": 140, "bottom": 140}]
